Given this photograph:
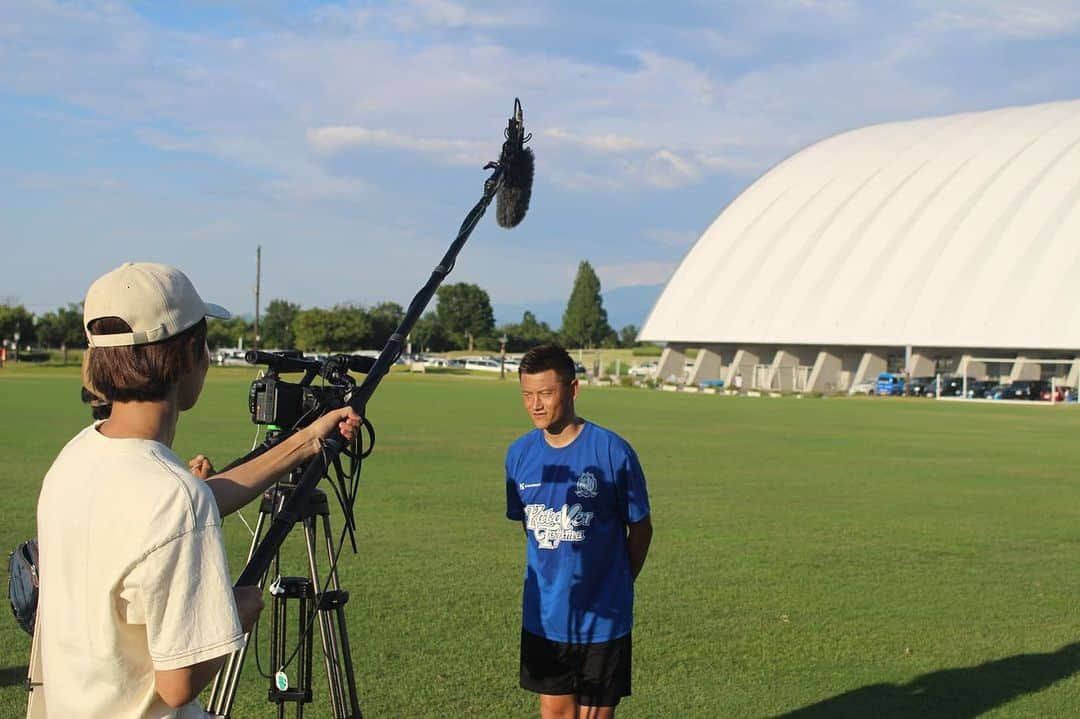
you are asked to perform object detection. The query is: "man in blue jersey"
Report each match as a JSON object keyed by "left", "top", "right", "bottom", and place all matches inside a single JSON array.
[{"left": 506, "top": 344, "right": 653, "bottom": 718}]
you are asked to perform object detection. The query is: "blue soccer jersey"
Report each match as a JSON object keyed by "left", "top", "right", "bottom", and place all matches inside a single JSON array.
[{"left": 505, "top": 421, "right": 651, "bottom": 644}]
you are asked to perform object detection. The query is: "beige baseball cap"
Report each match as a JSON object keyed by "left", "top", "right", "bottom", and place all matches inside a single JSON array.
[{"left": 84, "top": 262, "right": 230, "bottom": 348}]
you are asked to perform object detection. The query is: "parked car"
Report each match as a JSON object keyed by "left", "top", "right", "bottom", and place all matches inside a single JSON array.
[
  {"left": 1009, "top": 380, "right": 1051, "bottom": 400},
  {"left": 909, "top": 376, "right": 937, "bottom": 397},
  {"left": 848, "top": 380, "right": 876, "bottom": 395},
  {"left": 464, "top": 357, "right": 501, "bottom": 372},
  {"left": 920, "top": 377, "right": 943, "bottom": 398},
  {"left": 215, "top": 350, "right": 248, "bottom": 366},
  {"left": 875, "top": 372, "right": 906, "bottom": 396},
  {"left": 628, "top": 361, "right": 658, "bottom": 378},
  {"left": 915, "top": 375, "right": 972, "bottom": 398},
  {"left": 966, "top": 380, "right": 997, "bottom": 399},
  {"left": 423, "top": 356, "right": 464, "bottom": 368},
  {"left": 939, "top": 376, "right": 976, "bottom": 397},
  {"left": 1041, "top": 385, "right": 1067, "bottom": 402}
]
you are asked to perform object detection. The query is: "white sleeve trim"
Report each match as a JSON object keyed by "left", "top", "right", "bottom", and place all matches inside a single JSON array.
[{"left": 152, "top": 633, "right": 247, "bottom": 671}]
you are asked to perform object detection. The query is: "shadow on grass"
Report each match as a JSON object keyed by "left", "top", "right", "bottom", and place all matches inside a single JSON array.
[
  {"left": 0, "top": 665, "right": 26, "bottom": 688},
  {"left": 772, "top": 643, "right": 1080, "bottom": 718}
]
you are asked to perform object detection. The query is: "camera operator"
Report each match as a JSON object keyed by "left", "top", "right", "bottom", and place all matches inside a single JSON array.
[{"left": 36, "top": 262, "right": 360, "bottom": 718}]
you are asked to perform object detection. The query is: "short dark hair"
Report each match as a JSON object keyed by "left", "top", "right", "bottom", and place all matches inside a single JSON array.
[
  {"left": 80, "top": 386, "right": 112, "bottom": 420},
  {"left": 518, "top": 344, "right": 576, "bottom": 384},
  {"left": 85, "top": 318, "right": 208, "bottom": 402}
]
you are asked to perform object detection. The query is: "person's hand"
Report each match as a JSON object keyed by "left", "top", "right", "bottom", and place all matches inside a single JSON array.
[
  {"left": 188, "top": 454, "right": 215, "bottom": 480},
  {"left": 303, "top": 407, "right": 362, "bottom": 451},
  {"left": 233, "top": 585, "right": 264, "bottom": 634}
]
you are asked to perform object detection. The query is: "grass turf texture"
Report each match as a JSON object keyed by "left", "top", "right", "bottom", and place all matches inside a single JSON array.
[{"left": 2, "top": 366, "right": 1080, "bottom": 717}]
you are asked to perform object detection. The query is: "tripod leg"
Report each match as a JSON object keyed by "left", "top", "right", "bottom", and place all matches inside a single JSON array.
[
  {"left": 303, "top": 516, "right": 349, "bottom": 716},
  {"left": 321, "top": 513, "right": 362, "bottom": 718},
  {"left": 207, "top": 504, "right": 273, "bottom": 717}
]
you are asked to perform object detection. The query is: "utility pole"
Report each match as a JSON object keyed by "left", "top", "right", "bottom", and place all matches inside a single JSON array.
[
  {"left": 254, "top": 245, "right": 261, "bottom": 350},
  {"left": 904, "top": 344, "right": 912, "bottom": 397},
  {"left": 499, "top": 334, "right": 508, "bottom": 380}
]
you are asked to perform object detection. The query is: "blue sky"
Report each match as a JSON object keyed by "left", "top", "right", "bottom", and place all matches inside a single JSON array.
[{"left": 3, "top": 0, "right": 1080, "bottom": 322}]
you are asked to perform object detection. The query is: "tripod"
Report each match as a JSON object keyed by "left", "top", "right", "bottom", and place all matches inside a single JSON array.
[{"left": 206, "top": 458, "right": 362, "bottom": 719}]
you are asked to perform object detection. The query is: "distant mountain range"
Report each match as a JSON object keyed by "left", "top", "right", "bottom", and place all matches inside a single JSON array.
[{"left": 493, "top": 283, "right": 664, "bottom": 332}]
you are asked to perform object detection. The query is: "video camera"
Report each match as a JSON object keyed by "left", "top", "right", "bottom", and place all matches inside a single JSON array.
[{"left": 245, "top": 350, "right": 376, "bottom": 429}]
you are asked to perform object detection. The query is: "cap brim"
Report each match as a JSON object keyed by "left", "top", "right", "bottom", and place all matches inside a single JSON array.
[{"left": 205, "top": 302, "right": 231, "bottom": 320}]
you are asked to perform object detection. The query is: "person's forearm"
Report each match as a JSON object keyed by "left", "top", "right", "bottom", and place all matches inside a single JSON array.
[
  {"left": 188, "top": 654, "right": 229, "bottom": 699},
  {"left": 205, "top": 430, "right": 320, "bottom": 516},
  {"left": 626, "top": 516, "right": 653, "bottom": 580},
  {"left": 155, "top": 654, "right": 229, "bottom": 708}
]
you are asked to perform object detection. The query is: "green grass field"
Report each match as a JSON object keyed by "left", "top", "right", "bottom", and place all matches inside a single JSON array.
[{"left": 3, "top": 365, "right": 1080, "bottom": 718}]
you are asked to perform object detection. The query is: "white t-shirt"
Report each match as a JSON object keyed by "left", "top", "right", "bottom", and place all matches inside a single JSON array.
[{"left": 36, "top": 423, "right": 246, "bottom": 718}]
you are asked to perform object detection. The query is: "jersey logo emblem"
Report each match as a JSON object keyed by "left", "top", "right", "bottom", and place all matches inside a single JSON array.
[
  {"left": 575, "top": 471, "right": 598, "bottom": 499},
  {"left": 524, "top": 503, "right": 595, "bottom": 549}
]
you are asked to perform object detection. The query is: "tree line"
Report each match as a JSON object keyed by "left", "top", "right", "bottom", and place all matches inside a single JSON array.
[{"left": 0, "top": 261, "right": 643, "bottom": 355}]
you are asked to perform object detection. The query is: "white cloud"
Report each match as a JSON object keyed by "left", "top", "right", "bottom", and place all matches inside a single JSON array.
[
  {"left": 264, "top": 174, "right": 372, "bottom": 202},
  {"left": 5, "top": 0, "right": 1080, "bottom": 313},
  {"left": 2, "top": 0, "right": 1010, "bottom": 203},
  {"left": 779, "top": 0, "right": 856, "bottom": 15},
  {"left": 397, "top": 0, "right": 545, "bottom": 30},
  {"left": 543, "top": 128, "right": 652, "bottom": 153},
  {"left": 641, "top": 150, "right": 699, "bottom": 188},
  {"left": 5, "top": 1, "right": 1079, "bottom": 189},
  {"left": 596, "top": 261, "right": 678, "bottom": 290},
  {"left": 544, "top": 150, "right": 707, "bottom": 192},
  {"left": 307, "top": 126, "right": 488, "bottom": 165},
  {"left": 14, "top": 171, "right": 123, "bottom": 193},
  {"left": 542, "top": 167, "right": 626, "bottom": 192},
  {"left": 694, "top": 152, "right": 741, "bottom": 170},
  {"left": 923, "top": 0, "right": 1080, "bottom": 38},
  {"left": 644, "top": 228, "right": 700, "bottom": 249},
  {"left": 542, "top": 128, "right": 753, "bottom": 189},
  {"left": 135, "top": 128, "right": 204, "bottom": 153}
]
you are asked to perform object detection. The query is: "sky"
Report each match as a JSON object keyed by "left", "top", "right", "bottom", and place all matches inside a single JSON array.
[{"left": 3, "top": 0, "right": 1080, "bottom": 322}]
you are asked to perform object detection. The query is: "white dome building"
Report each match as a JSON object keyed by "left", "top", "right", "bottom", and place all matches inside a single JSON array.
[{"left": 639, "top": 99, "right": 1080, "bottom": 393}]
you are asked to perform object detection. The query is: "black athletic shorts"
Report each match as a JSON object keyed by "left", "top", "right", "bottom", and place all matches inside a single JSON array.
[{"left": 519, "top": 628, "right": 632, "bottom": 707}]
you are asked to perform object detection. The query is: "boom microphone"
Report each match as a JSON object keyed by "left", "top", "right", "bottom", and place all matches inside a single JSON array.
[
  {"left": 495, "top": 98, "right": 534, "bottom": 228},
  {"left": 218, "top": 100, "right": 540, "bottom": 718},
  {"left": 235, "top": 97, "right": 533, "bottom": 590}
]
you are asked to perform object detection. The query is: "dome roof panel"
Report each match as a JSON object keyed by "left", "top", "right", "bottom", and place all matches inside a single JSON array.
[{"left": 639, "top": 99, "right": 1080, "bottom": 350}]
